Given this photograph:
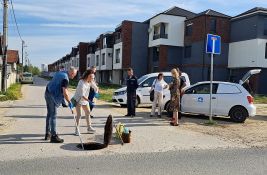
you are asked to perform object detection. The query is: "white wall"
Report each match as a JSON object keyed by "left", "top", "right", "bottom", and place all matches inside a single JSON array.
[
  {"left": 100, "top": 48, "right": 113, "bottom": 70},
  {"left": 113, "top": 42, "right": 123, "bottom": 69},
  {"left": 95, "top": 50, "right": 101, "bottom": 70},
  {"left": 148, "top": 14, "right": 186, "bottom": 47},
  {"left": 228, "top": 39, "right": 267, "bottom": 68},
  {"left": 87, "top": 54, "right": 95, "bottom": 69}
]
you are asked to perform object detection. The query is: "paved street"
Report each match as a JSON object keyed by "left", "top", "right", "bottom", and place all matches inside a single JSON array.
[
  {"left": 0, "top": 148, "right": 266, "bottom": 175},
  {"left": 0, "top": 77, "right": 266, "bottom": 175}
]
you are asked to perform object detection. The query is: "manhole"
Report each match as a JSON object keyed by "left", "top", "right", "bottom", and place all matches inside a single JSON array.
[
  {"left": 77, "top": 142, "right": 106, "bottom": 150},
  {"left": 77, "top": 115, "right": 113, "bottom": 150}
]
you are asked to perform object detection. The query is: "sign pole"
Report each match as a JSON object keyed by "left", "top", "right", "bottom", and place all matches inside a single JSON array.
[{"left": 209, "top": 38, "right": 216, "bottom": 122}]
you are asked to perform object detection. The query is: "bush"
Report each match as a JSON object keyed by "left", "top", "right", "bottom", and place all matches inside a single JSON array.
[{"left": 0, "top": 83, "right": 22, "bottom": 101}]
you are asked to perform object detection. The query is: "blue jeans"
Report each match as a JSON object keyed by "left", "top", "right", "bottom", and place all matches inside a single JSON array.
[{"left": 45, "top": 89, "right": 57, "bottom": 135}]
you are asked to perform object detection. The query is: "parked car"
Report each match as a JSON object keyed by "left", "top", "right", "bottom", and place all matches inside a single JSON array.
[
  {"left": 112, "top": 72, "right": 190, "bottom": 107},
  {"left": 164, "top": 69, "right": 261, "bottom": 123},
  {"left": 21, "top": 72, "right": 33, "bottom": 84}
]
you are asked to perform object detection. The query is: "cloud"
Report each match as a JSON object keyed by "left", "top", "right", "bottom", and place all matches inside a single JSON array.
[{"left": 40, "top": 23, "right": 116, "bottom": 29}]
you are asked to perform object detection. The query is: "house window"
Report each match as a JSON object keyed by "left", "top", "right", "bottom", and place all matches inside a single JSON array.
[
  {"left": 115, "top": 49, "right": 120, "bottom": 63},
  {"left": 184, "top": 46, "right": 192, "bottom": 58},
  {"left": 102, "top": 53, "right": 106, "bottom": 65},
  {"left": 264, "top": 19, "right": 267, "bottom": 35},
  {"left": 185, "top": 24, "right": 193, "bottom": 36},
  {"left": 265, "top": 43, "right": 267, "bottom": 59},
  {"left": 96, "top": 55, "right": 99, "bottom": 66},
  {"left": 210, "top": 18, "right": 217, "bottom": 34}
]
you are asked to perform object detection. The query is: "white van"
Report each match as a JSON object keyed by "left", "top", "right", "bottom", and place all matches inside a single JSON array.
[{"left": 112, "top": 72, "right": 190, "bottom": 108}]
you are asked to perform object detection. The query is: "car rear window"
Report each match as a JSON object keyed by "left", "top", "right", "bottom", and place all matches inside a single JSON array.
[
  {"left": 23, "top": 73, "right": 32, "bottom": 77},
  {"left": 217, "top": 84, "right": 241, "bottom": 94}
]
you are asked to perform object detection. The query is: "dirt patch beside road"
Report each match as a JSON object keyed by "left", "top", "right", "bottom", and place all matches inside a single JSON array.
[
  {"left": 102, "top": 101, "right": 267, "bottom": 148},
  {"left": 0, "top": 101, "right": 16, "bottom": 133}
]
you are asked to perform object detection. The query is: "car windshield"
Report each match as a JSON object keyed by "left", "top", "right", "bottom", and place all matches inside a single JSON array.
[
  {"left": 23, "top": 73, "right": 32, "bottom": 77},
  {"left": 137, "top": 75, "right": 149, "bottom": 84}
]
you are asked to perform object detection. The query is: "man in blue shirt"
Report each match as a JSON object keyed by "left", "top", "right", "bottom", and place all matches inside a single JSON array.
[
  {"left": 125, "top": 68, "right": 138, "bottom": 117},
  {"left": 45, "top": 67, "right": 77, "bottom": 143}
]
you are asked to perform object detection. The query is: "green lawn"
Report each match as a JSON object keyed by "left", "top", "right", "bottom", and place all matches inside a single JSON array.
[
  {"left": 254, "top": 95, "right": 267, "bottom": 104},
  {"left": 0, "top": 83, "right": 22, "bottom": 101},
  {"left": 98, "top": 84, "right": 121, "bottom": 102}
]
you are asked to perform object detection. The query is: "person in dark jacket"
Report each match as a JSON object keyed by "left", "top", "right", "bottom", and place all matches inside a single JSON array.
[
  {"left": 45, "top": 67, "right": 77, "bottom": 143},
  {"left": 125, "top": 68, "right": 138, "bottom": 117}
]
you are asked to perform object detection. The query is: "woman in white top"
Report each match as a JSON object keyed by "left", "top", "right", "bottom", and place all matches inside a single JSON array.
[
  {"left": 73, "top": 70, "right": 98, "bottom": 134},
  {"left": 150, "top": 73, "right": 168, "bottom": 117}
]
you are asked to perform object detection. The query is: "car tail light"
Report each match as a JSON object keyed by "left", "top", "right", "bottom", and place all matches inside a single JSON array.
[{"left": 247, "top": 96, "right": 254, "bottom": 104}]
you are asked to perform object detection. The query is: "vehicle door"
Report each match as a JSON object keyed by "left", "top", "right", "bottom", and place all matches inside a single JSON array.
[
  {"left": 215, "top": 83, "right": 242, "bottom": 116},
  {"left": 181, "top": 83, "right": 218, "bottom": 115},
  {"left": 138, "top": 77, "right": 157, "bottom": 104}
]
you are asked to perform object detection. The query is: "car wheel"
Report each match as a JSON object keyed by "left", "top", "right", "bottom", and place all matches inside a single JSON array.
[
  {"left": 135, "top": 96, "right": 140, "bottom": 108},
  {"left": 229, "top": 106, "right": 248, "bottom": 123}
]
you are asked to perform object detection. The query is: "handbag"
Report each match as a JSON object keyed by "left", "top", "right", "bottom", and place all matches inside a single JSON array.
[
  {"left": 150, "top": 79, "right": 157, "bottom": 102},
  {"left": 150, "top": 90, "right": 155, "bottom": 102}
]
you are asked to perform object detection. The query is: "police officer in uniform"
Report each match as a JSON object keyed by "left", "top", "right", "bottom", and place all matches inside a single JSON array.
[{"left": 125, "top": 68, "right": 138, "bottom": 117}]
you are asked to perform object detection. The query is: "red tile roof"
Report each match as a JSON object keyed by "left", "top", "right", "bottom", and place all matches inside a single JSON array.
[{"left": 7, "top": 50, "right": 19, "bottom": 64}]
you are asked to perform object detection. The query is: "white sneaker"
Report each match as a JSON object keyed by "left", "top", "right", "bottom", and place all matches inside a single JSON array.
[
  {"left": 87, "top": 126, "right": 96, "bottom": 134},
  {"left": 75, "top": 127, "right": 80, "bottom": 136}
]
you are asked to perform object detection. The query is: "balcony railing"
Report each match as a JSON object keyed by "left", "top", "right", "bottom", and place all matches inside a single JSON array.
[
  {"left": 115, "top": 38, "right": 122, "bottom": 44},
  {"left": 153, "top": 33, "right": 168, "bottom": 40}
]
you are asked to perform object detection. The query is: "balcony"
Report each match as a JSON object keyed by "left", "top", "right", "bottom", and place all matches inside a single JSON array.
[
  {"left": 153, "top": 33, "right": 168, "bottom": 40},
  {"left": 115, "top": 38, "right": 122, "bottom": 44}
]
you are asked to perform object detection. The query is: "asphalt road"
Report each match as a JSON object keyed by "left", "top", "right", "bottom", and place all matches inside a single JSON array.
[
  {"left": 0, "top": 77, "right": 266, "bottom": 175},
  {"left": 1, "top": 148, "right": 266, "bottom": 175}
]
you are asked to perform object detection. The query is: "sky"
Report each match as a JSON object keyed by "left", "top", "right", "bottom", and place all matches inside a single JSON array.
[{"left": 2, "top": 0, "right": 267, "bottom": 67}]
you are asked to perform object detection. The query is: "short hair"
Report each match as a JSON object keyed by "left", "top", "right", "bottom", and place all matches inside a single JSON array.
[
  {"left": 127, "top": 67, "right": 133, "bottom": 72},
  {"left": 91, "top": 66, "right": 96, "bottom": 69},
  {"left": 157, "top": 73, "right": 163, "bottom": 79},
  {"left": 69, "top": 66, "right": 77, "bottom": 73}
]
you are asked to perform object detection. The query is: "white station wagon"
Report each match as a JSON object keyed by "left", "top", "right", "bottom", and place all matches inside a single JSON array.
[{"left": 112, "top": 72, "right": 190, "bottom": 107}]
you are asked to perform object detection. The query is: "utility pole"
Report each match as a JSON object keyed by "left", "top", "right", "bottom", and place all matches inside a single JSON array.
[
  {"left": 21, "top": 40, "right": 24, "bottom": 66},
  {"left": 1, "top": 0, "right": 8, "bottom": 92}
]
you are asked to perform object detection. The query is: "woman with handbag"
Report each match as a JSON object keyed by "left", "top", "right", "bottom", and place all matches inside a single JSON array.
[
  {"left": 72, "top": 69, "right": 98, "bottom": 135},
  {"left": 169, "top": 68, "right": 181, "bottom": 126},
  {"left": 150, "top": 73, "right": 168, "bottom": 118}
]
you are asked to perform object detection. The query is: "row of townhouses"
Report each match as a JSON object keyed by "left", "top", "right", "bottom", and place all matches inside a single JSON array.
[{"left": 48, "top": 6, "right": 267, "bottom": 95}]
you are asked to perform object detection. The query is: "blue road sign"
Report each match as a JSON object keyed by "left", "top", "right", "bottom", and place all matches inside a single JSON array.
[{"left": 206, "top": 34, "right": 221, "bottom": 55}]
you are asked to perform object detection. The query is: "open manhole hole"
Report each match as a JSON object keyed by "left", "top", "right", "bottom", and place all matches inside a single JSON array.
[
  {"left": 77, "top": 115, "right": 113, "bottom": 150},
  {"left": 77, "top": 142, "right": 106, "bottom": 150}
]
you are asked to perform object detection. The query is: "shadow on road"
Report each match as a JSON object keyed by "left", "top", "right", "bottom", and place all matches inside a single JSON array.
[
  {"left": 0, "top": 134, "right": 47, "bottom": 144},
  {"left": 4, "top": 105, "right": 46, "bottom": 109}
]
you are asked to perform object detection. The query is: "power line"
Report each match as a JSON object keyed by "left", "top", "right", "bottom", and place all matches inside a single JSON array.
[{"left": 10, "top": 0, "right": 23, "bottom": 41}]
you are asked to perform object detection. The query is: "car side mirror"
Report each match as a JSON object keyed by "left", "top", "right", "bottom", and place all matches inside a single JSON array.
[{"left": 142, "top": 83, "right": 149, "bottom": 87}]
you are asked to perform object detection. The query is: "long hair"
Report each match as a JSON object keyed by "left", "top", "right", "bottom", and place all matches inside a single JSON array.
[
  {"left": 80, "top": 69, "right": 93, "bottom": 80},
  {"left": 171, "top": 68, "right": 179, "bottom": 79}
]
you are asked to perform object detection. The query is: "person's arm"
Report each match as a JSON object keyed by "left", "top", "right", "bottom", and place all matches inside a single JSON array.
[
  {"left": 62, "top": 87, "right": 71, "bottom": 104},
  {"left": 150, "top": 79, "right": 156, "bottom": 91},
  {"left": 134, "top": 77, "right": 139, "bottom": 90},
  {"left": 163, "top": 81, "right": 169, "bottom": 89}
]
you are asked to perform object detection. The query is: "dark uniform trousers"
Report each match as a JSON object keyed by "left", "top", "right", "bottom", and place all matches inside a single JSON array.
[{"left": 127, "top": 91, "right": 136, "bottom": 116}]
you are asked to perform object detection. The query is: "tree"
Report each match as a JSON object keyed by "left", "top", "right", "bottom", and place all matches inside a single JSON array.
[{"left": 23, "top": 65, "right": 40, "bottom": 76}]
